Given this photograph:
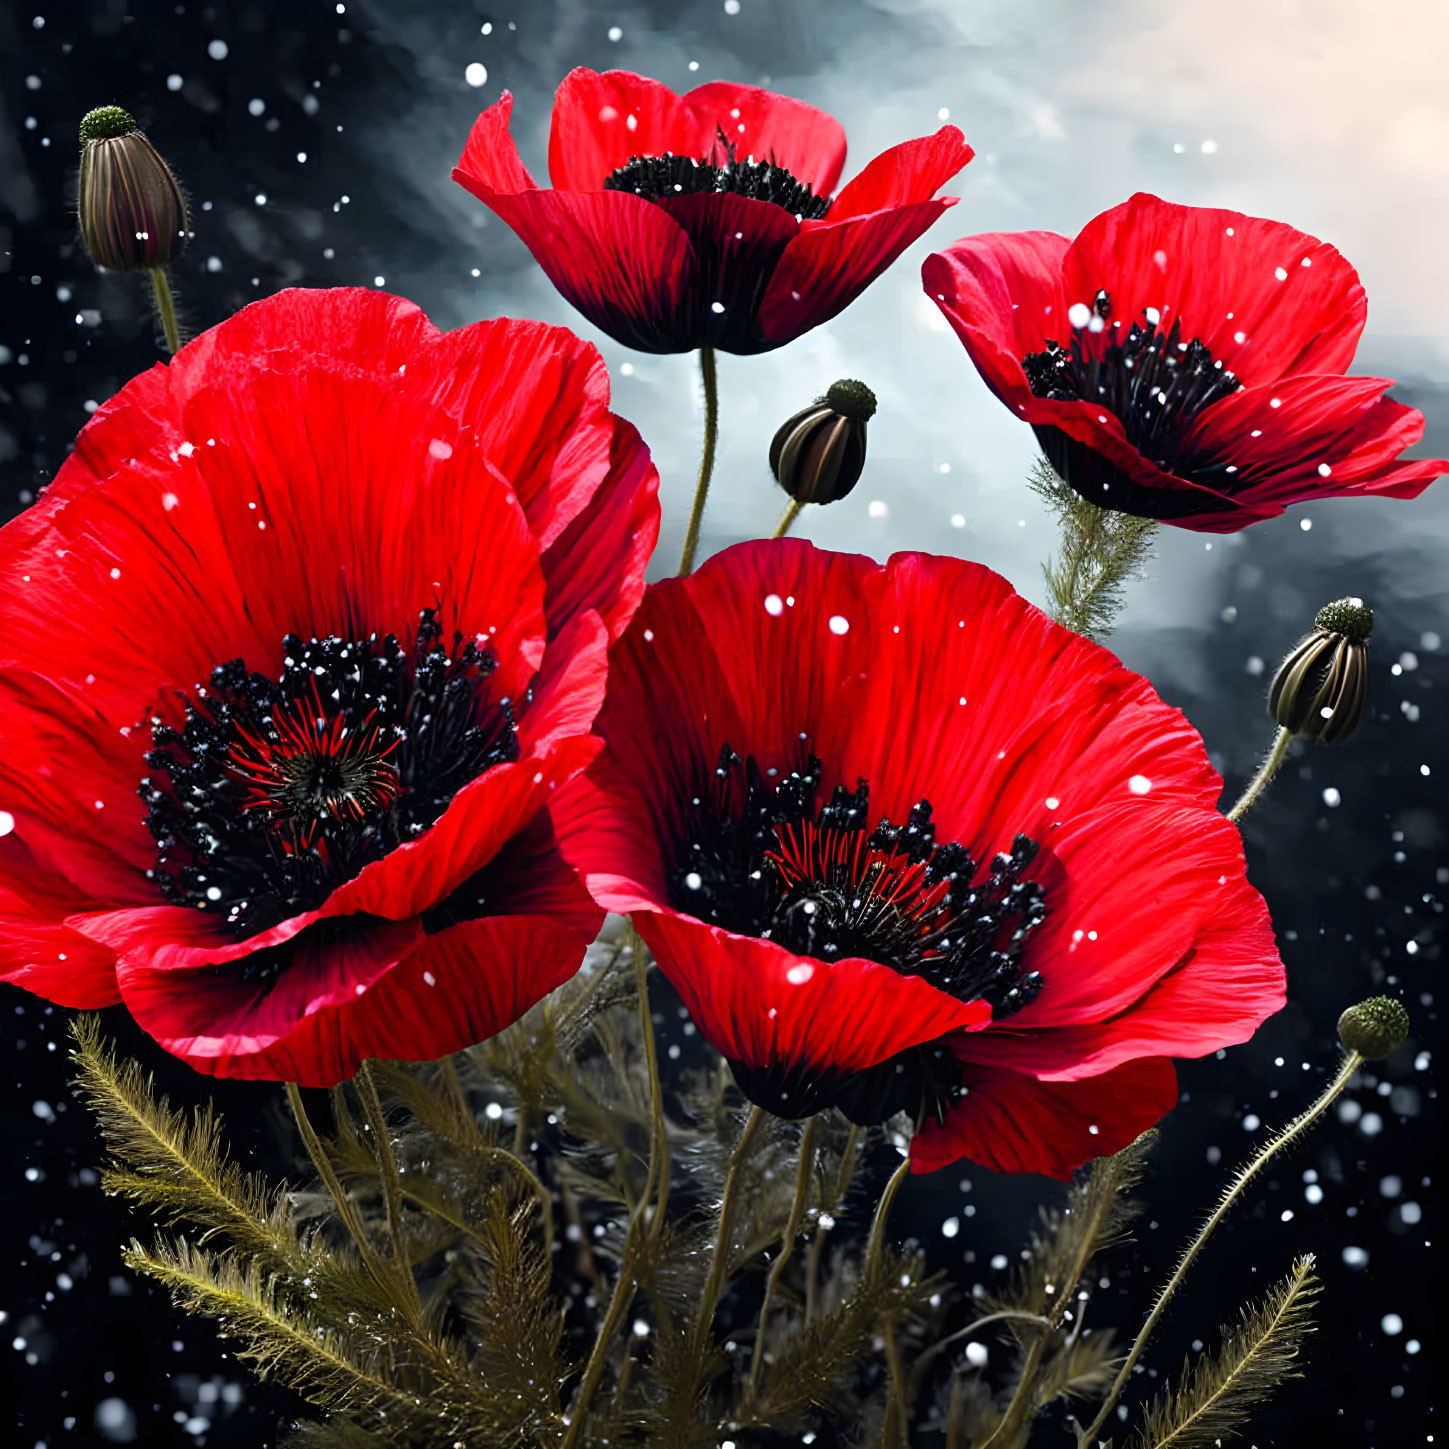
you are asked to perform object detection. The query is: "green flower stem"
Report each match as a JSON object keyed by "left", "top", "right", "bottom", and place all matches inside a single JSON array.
[
  {"left": 149, "top": 267, "right": 181, "bottom": 354},
  {"left": 806, "top": 1123, "right": 860, "bottom": 1323},
  {"left": 356, "top": 1062, "right": 424, "bottom": 1324},
  {"left": 748, "top": 1116, "right": 818, "bottom": 1392},
  {"left": 772, "top": 497, "right": 804, "bottom": 538},
  {"left": 629, "top": 926, "right": 671, "bottom": 1242},
  {"left": 694, "top": 1106, "right": 766, "bottom": 1340},
  {"left": 1077, "top": 1049, "right": 1364, "bottom": 1445},
  {"left": 1227, "top": 726, "right": 1293, "bottom": 824},
  {"left": 677, "top": 346, "right": 718, "bottom": 575},
  {"left": 864, "top": 1151, "right": 912, "bottom": 1280},
  {"left": 284, "top": 1083, "right": 382, "bottom": 1277}
]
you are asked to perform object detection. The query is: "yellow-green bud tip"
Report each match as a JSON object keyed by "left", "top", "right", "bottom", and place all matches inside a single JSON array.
[
  {"left": 1314, "top": 596, "right": 1373, "bottom": 645},
  {"left": 80, "top": 105, "right": 138, "bottom": 143},
  {"left": 1337, "top": 996, "right": 1409, "bottom": 1059}
]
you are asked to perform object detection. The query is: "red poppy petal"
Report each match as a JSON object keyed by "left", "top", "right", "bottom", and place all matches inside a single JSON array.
[
  {"left": 113, "top": 911, "right": 424, "bottom": 1080},
  {"left": 465, "top": 808, "right": 603, "bottom": 937},
  {"left": 963, "top": 864, "right": 1281, "bottom": 1081},
  {"left": 683, "top": 81, "right": 848, "bottom": 195},
  {"left": 910, "top": 1057, "right": 1178, "bottom": 1177},
  {"left": 399, "top": 317, "right": 615, "bottom": 550},
  {"left": 113, "top": 909, "right": 584, "bottom": 1085},
  {"left": 833, "top": 551, "right": 1224, "bottom": 842},
  {"left": 2, "top": 361, "right": 549, "bottom": 722},
  {"left": 306, "top": 915, "right": 589, "bottom": 1078},
  {"left": 825, "top": 127, "right": 972, "bottom": 220},
  {"left": 549, "top": 754, "right": 671, "bottom": 915},
  {"left": 538, "top": 415, "right": 661, "bottom": 643},
  {"left": 516, "top": 609, "right": 610, "bottom": 756},
  {"left": 547, "top": 69, "right": 709, "bottom": 191},
  {"left": 922, "top": 232, "right": 1073, "bottom": 406},
  {"left": 0, "top": 837, "right": 121, "bottom": 1007},
  {"left": 454, "top": 90, "right": 540, "bottom": 194},
  {"left": 1061, "top": 192, "right": 1366, "bottom": 388},
  {"left": 453, "top": 181, "right": 698, "bottom": 355},
  {"left": 636, "top": 908, "right": 989, "bottom": 1076},
  {"left": 760, "top": 198, "right": 958, "bottom": 343},
  {"left": 1006, "top": 803, "right": 1272, "bottom": 1030},
  {"left": 1182, "top": 375, "right": 1447, "bottom": 514}
]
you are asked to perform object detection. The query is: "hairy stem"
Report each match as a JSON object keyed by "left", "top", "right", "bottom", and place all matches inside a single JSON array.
[
  {"left": 630, "top": 925, "right": 671, "bottom": 1242},
  {"left": 773, "top": 497, "right": 804, "bottom": 538},
  {"left": 1078, "top": 1051, "right": 1363, "bottom": 1444},
  {"left": 1227, "top": 727, "right": 1293, "bottom": 824},
  {"left": 695, "top": 1105, "right": 766, "bottom": 1340},
  {"left": 355, "top": 1061, "right": 424, "bottom": 1323},
  {"left": 149, "top": 266, "right": 181, "bottom": 353},
  {"left": 678, "top": 346, "right": 719, "bottom": 575},
  {"left": 749, "top": 1116, "right": 818, "bottom": 1391},
  {"left": 284, "top": 1084, "right": 383, "bottom": 1279}
]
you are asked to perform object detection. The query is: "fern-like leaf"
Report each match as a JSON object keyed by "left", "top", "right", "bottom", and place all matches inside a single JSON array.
[
  {"left": 1135, "top": 1256, "right": 1321, "bottom": 1449},
  {"left": 70, "top": 1016, "right": 299, "bottom": 1274},
  {"left": 1028, "top": 458, "right": 1158, "bottom": 640}
]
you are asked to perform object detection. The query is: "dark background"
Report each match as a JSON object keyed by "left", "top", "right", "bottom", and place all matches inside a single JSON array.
[{"left": 0, "top": 1, "right": 1441, "bottom": 1445}]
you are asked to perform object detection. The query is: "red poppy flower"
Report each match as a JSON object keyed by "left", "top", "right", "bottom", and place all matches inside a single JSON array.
[
  {"left": 924, "top": 192, "right": 1445, "bottom": 532},
  {"left": 453, "top": 68, "right": 973, "bottom": 354},
  {"left": 554, "top": 540, "right": 1284, "bottom": 1178},
  {"left": 0, "top": 287, "right": 659, "bottom": 1085}
]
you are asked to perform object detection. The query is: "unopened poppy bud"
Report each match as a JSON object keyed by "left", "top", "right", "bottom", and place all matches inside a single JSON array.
[
  {"left": 769, "top": 379, "right": 877, "bottom": 505},
  {"left": 1337, "top": 995, "right": 1409, "bottom": 1059},
  {"left": 1268, "top": 596, "right": 1372, "bottom": 745},
  {"left": 78, "top": 105, "right": 188, "bottom": 272}
]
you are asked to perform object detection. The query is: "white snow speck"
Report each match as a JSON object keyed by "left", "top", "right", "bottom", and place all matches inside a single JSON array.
[
  {"left": 1067, "top": 302, "right": 1091, "bottom": 328},
  {"left": 0, "top": 812, "right": 13, "bottom": 837},
  {"left": 465, "top": 62, "right": 488, "bottom": 87},
  {"left": 786, "top": 963, "right": 814, "bottom": 985},
  {"left": 764, "top": 593, "right": 784, "bottom": 616},
  {"left": 428, "top": 439, "right": 454, "bottom": 460},
  {"left": 828, "top": 615, "right": 850, "bottom": 635},
  {"left": 1127, "top": 774, "right": 1151, "bottom": 795},
  {"left": 1322, "top": 787, "right": 1341, "bottom": 807},
  {"left": 207, "top": 39, "right": 229, "bottom": 60}
]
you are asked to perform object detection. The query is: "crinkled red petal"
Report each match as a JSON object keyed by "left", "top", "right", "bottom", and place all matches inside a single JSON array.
[
  {"left": 546, "top": 68, "right": 846, "bottom": 194},
  {"left": 922, "top": 230, "right": 1070, "bottom": 409},
  {"left": 910, "top": 1057, "right": 1179, "bottom": 1177},
  {"left": 636, "top": 908, "right": 989, "bottom": 1076},
  {"left": 1061, "top": 192, "right": 1367, "bottom": 387},
  {"left": 112, "top": 909, "right": 586, "bottom": 1085},
  {"left": 961, "top": 863, "right": 1281, "bottom": 1080},
  {"left": 1180, "top": 374, "right": 1446, "bottom": 517},
  {"left": 0, "top": 836, "right": 122, "bottom": 1007}
]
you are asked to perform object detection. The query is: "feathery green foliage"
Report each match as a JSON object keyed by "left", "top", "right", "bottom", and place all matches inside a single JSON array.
[
  {"left": 1135, "top": 1256, "right": 1321, "bottom": 1448},
  {"left": 70, "top": 1014, "right": 300, "bottom": 1275},
  {"left": 1028, "top": 457, "right": 1158, "bottom": 640}
]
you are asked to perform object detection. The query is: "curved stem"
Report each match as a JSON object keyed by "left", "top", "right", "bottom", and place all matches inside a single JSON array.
[
  {"left": 148, "top": 266, "right": 181, "bottom": 354},
  {"left": 864, "top": 1152, "right": 912, "bottom": 1279},
  {"left": 677, "top": 346, "right": 718, "bottom": 576},
  {"left": 982, "top": 1329, "right": 1051, "bottom": 1449},
  {"left": 694, "top": 1105, "right": 766, "bottom": 1340},
  {"left": 285, "top": 1083, "right": 381, "bottom": 1273},
  {"left": 630, "top": 926, "right": 671, "bottom": 1242},
  {"left": 749, "top": 1116, "right": 818, "bottom": 1392},
  {"left": 772, "top": 497, "right": 804, "bottom": 538},
  {"left": 356, "top": 1062, "right": 424, "bottom": 1323},
  {"left": 1227, "top": 726, "right": 1293, "bottom": 824},
  {"left": 1078, "top": 1050, "right": 1363, "bottom": 1445}
]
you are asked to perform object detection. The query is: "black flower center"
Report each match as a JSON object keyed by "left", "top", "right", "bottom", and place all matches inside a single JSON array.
[
  {"left": 604, "top": 130, "right": 831, "bottom": 220},
  {"left": 1023, "top": 291, "right": 1240, "bottom": 475},
  {"left": 142, "top": 609, "right": 519, "bottom": 938},
  {"left": 669, "top": 746, "right": 1047, "bottom": 1125}
]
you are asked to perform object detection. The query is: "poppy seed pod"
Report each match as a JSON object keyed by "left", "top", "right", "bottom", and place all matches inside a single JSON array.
[
  {"left": 78, "top": 106, "right": 188, "bottom": 272},
  {"left": 1268, "top": 596, "right": 1372, "bottom": 745},
  {"left": 769, "top": 379, "right": 877, "bottom": 505},
  {"left": 1337, "top": 996, "right": 1409, "bottom": 1059}
]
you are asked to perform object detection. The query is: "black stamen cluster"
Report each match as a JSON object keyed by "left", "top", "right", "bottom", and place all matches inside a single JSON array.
[
  {"left": 1023, "top": 293, "right": 1240, "bottom": 476},
  {"left": 671, "top": 745, "right": 1046, "bottom": 1016},
  {"left": 604, "top": 131, "right": 831, "bottom": 219},
  {"left": 142, "top": 609, "right": 519, "bottom": 937}
]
